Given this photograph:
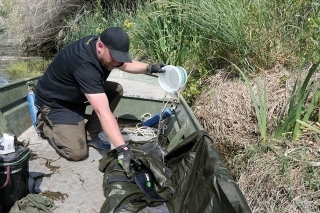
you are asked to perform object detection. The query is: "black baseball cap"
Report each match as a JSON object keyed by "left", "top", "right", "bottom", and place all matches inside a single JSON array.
[{"left": 100, "top": 27, "right": 132, "bottom": 63}]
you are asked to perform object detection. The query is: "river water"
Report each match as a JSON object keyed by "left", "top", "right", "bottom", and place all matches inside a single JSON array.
[{"left": 0, "top": 33, "right": 23, "bottom": 86}]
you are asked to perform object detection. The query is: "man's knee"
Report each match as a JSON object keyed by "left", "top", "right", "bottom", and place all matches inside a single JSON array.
[
  {"left": 105, "top": 83, "right": 123, "bottom": 98},
  {"left": 50, "top": 137, "right": 88, "bottom": 161},
  {"left": 66, "top": 148, "right": 88, "bottom": 161},
  {"left": 116, "top": 83, "right": 123, "bottom": 95},
  {"left": 51, "top": 123, "right": 88, "bottom": 161},
  {"left": 104, "top": 82, "right": 123, "bottom": 112},
  {"left": 104, "top": 81, "right": 123, "bottom": 93}
]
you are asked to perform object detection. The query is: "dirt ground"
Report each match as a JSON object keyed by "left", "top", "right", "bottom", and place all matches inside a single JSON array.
[{"left": 191, "top": 63, "right": 320, "bottom": 212}]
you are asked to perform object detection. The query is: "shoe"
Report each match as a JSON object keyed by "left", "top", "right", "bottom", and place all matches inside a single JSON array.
[{"left": 87, "top": 137, "right": 111, "bottom": 150}]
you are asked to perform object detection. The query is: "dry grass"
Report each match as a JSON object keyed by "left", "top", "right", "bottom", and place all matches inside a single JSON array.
[
  {"left": 3, "top": 0, "right": 85, "bottom": 52},
  {"left": 2, "top": 0, "right": 141, "bottom": 53},
  {"left": 238, "top": 140, "right": 320, "bottom": 213},
  {"left": 192, "top": 64, "right": 320, "bottom": 212},
  {"left": 192, "top": 63, "right": 292, "bottom": 147}
]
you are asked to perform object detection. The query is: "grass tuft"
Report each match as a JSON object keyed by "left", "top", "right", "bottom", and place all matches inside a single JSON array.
[{"left": 6, "top": 57, "right": 50, "bottom": 80}]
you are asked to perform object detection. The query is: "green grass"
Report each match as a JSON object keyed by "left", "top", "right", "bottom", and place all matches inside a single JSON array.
[
  {"left": 233, "top": 63, "right": 268, "bottom": 145},
  {"left": 130, "top": 0, "right": 199, "bottom": 65},
  {"left": 274, "top": 60, "right": 320, "bottom": 141},
  {"left": 297, "top": 119, "right": 320, "bottom": 134},
  {"left": 6, "top": 57, "right": 50, "bottom": 80},
  {"left": 189, "top": 0, "right": 251, "bottom": 68},
  {"left": 57, "top": 0, "right": 135, "bottom": 50}
]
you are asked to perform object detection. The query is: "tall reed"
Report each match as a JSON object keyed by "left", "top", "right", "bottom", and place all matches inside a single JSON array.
[
  {"left": 130, "top": 0, "right": 198, "bottom": 65},
  {"left": 274, "top": 61, "right": 320, "bottom": 140},
  {"left": 233, "top": 63, "right": 268, "bottom": 145}
]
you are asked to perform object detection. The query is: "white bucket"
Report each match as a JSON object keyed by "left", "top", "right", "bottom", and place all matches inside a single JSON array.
[{"left": 158, "top": 65, "right": 188, "bottom": 93}]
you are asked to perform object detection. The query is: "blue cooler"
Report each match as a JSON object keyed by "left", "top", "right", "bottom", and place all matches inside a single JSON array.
[{"left": 0, "top": 146, "right": 31, "bottom": 212}]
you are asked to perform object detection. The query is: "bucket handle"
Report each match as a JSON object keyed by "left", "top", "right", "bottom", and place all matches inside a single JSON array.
[{"left": 0, "top": 166, "right": 11, "bottom": 189}]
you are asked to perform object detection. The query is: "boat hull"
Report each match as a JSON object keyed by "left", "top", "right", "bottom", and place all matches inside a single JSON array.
[{"left": 0, "top": 76, "right": 203, "bottom": 152}]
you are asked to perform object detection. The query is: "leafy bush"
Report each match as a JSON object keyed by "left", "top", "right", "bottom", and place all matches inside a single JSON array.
[{"left": 57, "top": 0, "right": 135, "bottom": 50}]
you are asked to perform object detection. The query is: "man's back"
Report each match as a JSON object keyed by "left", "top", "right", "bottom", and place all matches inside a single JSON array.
[{"left": 35, "top": 36, "right": 109, "bottom": 108}]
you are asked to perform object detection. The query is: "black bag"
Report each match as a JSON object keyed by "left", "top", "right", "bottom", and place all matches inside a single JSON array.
[{"left": 0, "top": 147, "right": 31, "bottom": 212}]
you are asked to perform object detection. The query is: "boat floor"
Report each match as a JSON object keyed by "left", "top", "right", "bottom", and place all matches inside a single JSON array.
[
  {"left": 19, "top": 120, "right": 169, "bottom": 213},
  {"left": 17, "top": 71, "right": 172, "bottom": 212}
]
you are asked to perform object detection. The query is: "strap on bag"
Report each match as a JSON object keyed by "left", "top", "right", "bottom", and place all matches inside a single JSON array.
[{"left": 0, "top": 166, "right": 11, "bottom": 189}]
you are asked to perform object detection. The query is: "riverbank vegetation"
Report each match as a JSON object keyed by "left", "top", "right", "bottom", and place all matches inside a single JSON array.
[
  {"left": 6, "top": 57, "right": 50, "bottom": 79},
  {"left": 2, "top": 0, "right": 320, "bottom": 212}
]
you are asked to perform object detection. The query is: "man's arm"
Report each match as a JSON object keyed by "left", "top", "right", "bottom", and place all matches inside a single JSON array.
[
  {"left": 118, "top": 60, "right": 148, "bottom": 74},
  {"left": 85, "top": 92, "right": 125, "bottom": 148},
  {"left": 119, "top": 60, "right": 166, "bottom": 75}
]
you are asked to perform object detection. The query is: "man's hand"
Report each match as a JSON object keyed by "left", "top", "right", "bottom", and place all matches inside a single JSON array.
[
  {"left": 147, "top": 63, "right": 166, "bottom": 74},
  {"left": 117, "top": 144, "right": 141, "bottom": 178}
]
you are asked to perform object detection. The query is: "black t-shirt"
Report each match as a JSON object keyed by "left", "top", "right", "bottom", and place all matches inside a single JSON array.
[{"left": 35, "top": 36, "right": 111, "bottom": 109}]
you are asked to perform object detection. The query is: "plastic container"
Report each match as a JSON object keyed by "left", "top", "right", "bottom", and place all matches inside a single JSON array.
[
  {"left": 0, "top": 146, "right": 31, "bottom": 212},
  {"left": 27, "top": 90, "right": 37, "bottom": 128},
  {"left": 158, "top": 65, "right": 188, "bottom": 93},
  {"left": 142, "top": 108, "right": 173, "bottom": 127},
  {"left": 0, "top": 133, "right": 15, "bottom": 155}
]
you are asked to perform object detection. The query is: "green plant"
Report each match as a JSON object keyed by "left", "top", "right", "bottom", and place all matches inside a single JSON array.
[
  {"left": 190, "top": 0, "right": 251, "bottom": 67},
  {"left": 182, "top": 76, "right": 202, "bottom": 105},
  {"left": 6, "top": 57, "right": 50, "bottom": 80},
  {"left": 299, "top": 16, "right": 320, "bottom": 64},
  {"left": 233, "top": 63, "right": 268, "bottom": 145},
  {"left": 182, "top": 64, "right": 212, "bottom": 105},
  {"left": 58, "top": 1, "right": 104, "bottom": 48},
  {"left": 131, "top": 0, "right": 198, "bottom": 65},
  {"left": 274, "top": 60, "right": 320, "bottom": 141},
  {"left": 186, "top": 0, "right": 320, "bottom": 71},
  {"left": 58, "top": 0, "right": 134, "bottom": 49},
  {"left": 296, "top": 120, "right": 320, "bottom": 136}
]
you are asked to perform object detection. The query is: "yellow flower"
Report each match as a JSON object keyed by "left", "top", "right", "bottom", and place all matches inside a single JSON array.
[{"left": 124, "top": 19, "right": 132, "bottom": 28}]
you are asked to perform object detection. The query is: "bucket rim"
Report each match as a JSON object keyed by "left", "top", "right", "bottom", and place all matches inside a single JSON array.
[{"left": 158, "top": 65, "right": 188, "bottom": 93}]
